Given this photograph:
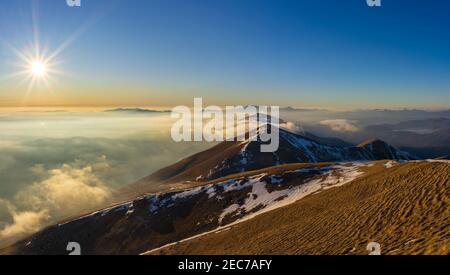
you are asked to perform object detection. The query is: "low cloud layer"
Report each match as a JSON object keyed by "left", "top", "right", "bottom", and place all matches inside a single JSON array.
[{"left": 320, "top": 119, "right": 359, "bottom": 132}]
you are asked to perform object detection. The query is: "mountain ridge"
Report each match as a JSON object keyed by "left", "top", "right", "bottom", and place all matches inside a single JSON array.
[{"left": 129, "top": 128, "right": 416, "bottom": 193}]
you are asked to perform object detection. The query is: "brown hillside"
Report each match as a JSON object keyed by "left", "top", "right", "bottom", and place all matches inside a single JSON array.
[
  {"left": 120, "top": 141, "right": 243, "bottom": 198},
  {"left": 148, "top": 161, "right": 449, "bottom": 255}
]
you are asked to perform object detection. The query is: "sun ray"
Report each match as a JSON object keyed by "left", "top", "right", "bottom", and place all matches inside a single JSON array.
[
  {"left": 23, "top": 76, "right": 38, "bottom": 103},
  {"left": 31, "top": 0, "right": 41, "bottom": 59},
  {"left": 2, "top": 42, "right": 32, "bottom": 65},
  {"left": 44, "top": 9, "right": 107, "bottom": 64}
]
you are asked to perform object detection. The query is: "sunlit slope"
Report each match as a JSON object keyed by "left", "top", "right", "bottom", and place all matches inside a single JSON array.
[{"left": 149, "top": 161, "right": 449, "bottom": 255}]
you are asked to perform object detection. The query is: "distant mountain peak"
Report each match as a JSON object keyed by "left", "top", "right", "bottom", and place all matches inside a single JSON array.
[
  {"left": 358, "top": 139, "right": 415, "bottom": 160},
  {"left": 104, "top": 108, "right": 169, "bottom": 113}
]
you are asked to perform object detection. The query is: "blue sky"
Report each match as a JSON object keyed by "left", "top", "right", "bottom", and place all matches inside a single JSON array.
[{"left": 0, "top": 0, "right": 449, "bottom": 109}]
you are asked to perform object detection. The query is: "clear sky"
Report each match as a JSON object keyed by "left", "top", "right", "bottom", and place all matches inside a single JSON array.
[{"left": 0, "top": 0, "right": 449, "bottom": 109}]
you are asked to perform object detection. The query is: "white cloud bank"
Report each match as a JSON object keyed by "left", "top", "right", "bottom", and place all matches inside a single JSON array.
[
  {"left": 280, "top": 121, "right": 304, "bottom": 134},
  {"left": 320, "top": 119, "right": 359, "bottom": 132}
]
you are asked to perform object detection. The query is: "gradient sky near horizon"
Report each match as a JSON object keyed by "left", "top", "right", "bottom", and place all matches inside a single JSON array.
[{"left": 0, "top": 0, "right": 449, "bottom": 109}]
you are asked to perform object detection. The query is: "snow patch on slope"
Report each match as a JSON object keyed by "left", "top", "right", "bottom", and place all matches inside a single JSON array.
[
  {"left": 384, "top": 161, "right": 397, "bottom": 169},
  {"left": 218, "top": 164, "right": 366, "bottom": 224}
]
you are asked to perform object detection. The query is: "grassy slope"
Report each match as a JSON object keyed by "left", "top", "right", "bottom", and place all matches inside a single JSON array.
[{"left": 150, "top": 161, "right": 449, "bottom": 255}]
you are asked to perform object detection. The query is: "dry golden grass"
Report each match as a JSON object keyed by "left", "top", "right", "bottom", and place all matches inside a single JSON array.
[{"left": 150, "top": 161, "right": 449, "bottom": 255}]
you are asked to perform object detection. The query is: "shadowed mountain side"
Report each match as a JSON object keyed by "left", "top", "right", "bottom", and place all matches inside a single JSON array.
[{"left": 400, "top": 146, "right": 450, "bottom": 160}]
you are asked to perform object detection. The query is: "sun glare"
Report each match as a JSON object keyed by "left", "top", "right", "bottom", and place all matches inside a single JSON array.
[{"left": 30, "top": 60, "right": 47, "bottom": 77}]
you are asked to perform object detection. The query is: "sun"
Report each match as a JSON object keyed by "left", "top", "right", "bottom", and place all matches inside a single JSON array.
[
  {"left": 3, "top": 2, "right": 83, "bottom": 98},
  {"left": 4, "top": 46, "right": 64, "bottom": 94},
  {"left": 4, "top": 45, "right": 61, "bottom": 94},
  {"left": 30, "top": 60, "right": 47, "bottom": 77}
]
